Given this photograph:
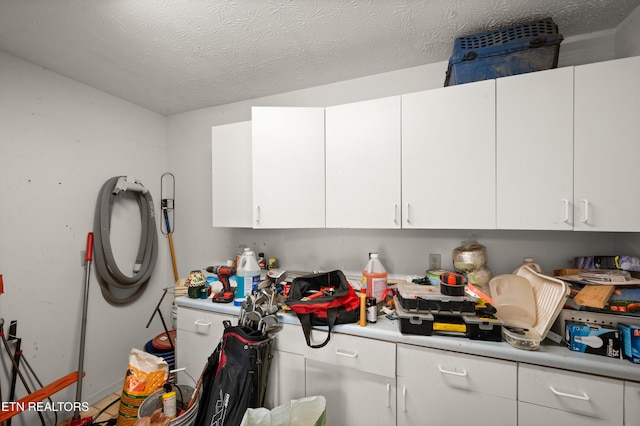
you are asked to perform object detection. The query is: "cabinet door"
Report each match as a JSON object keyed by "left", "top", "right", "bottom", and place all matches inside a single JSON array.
[
  {"left": 265, "top": 350, "right": 306, "bottom": 409},
  {"left": 211, "top": 121, "right": 253, "bottom": 227},
  {"left": 306, "top": 359, "right": 396, "bottom": 426},
  {"left": 402, "top": 80, "right": 496, "bottom": 229},
  {"left": 325, "top": 96, "right": 401, "bottom": 228},
  {"left": 398, "top": 376, "right": 516, "bottom": 426},
  {"left": 574, "top": 56, "right": 640, "bottom": 231},
  {"left": 175, "top": 308, "right": 234, "bottom": 384},
  {"left": 519, "top": 402, "right": 619, "bottom": 426},
  {"left": 251, "top": 106, "right": 325, "bottom": 228},
  {"left": 496, "top": 67, "right": 574, "bottom": 230},
  {"left": 625, "top": 381, "right": 640, "bottom": 426}
]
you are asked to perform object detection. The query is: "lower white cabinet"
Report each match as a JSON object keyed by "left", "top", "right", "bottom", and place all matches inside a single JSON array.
[
  {"left": 267, "top": 323, "right": 396, "bottom": 425},
  {"left": 397, "top": 343, "right": 517, "bottom": 426},
  {"left": 518, "top": 364, "right": 624, "bottom": 426},
  {"left": 625, "top": 381, "right": 640, "bottom": 426},
  {"left": 175, "top": 307, "right": 235, "bottom": 384},
  {"left": 177, "top": 305, "right": 637, "bottom": 426}
]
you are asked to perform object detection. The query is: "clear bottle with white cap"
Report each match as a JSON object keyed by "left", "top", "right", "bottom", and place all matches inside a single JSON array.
[{"left": 237, "top": 248, "right": 261, "bottom": 297}]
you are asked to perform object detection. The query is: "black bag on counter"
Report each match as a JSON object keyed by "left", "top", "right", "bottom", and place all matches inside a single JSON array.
[
  {"left": 286, "top": 270, "right": 360, "bottom": 348},
  {"left": 194, "top": 324, "right": 273, "bottom": 426}
]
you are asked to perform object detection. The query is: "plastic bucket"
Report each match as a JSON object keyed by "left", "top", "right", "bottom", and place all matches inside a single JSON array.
[{"left": 137, "top": 384, "right": 199, "bottom": 426}]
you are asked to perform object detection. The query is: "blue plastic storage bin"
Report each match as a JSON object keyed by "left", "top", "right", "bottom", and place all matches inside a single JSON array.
[{"left": 444, "top": 18, "right": 563, "bottom": 86}]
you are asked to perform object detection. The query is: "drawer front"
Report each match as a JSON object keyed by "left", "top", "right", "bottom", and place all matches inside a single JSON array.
[
  {"left": 303, "top": 331, "right": 396, "bottom": 378},
  {"left": 271, "top": 323, "right": 309, "bottom": 355},
  {"left": 177, "top": 306, "right": 234, "bottom": 336},
  {"left": 519, "top": 364, "right": 623, "bottom": 423},
  {"left": 397, "top": 343, "right": 516, "bottom": 400}
]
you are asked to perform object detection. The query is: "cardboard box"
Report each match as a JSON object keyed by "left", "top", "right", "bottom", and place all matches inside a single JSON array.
[
  {"left": 618, "top": 323, "right": 640, "bottom": 363},
  {"left": 565, "top": 321, "right": 622, "bottom": 359}
]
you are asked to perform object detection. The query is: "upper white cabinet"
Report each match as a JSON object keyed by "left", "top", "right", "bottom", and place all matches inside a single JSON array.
[
  {"left": 496, "top": 67, "right": 574, "bottom": 230},
  {"left": 325, "top": 96, "right": 401, "bottom": 228},
  {"left": 574, "top": 56, "right": 640, "bottom": 231},
  {"left": 251, "top": 106, "right": 325, "bottom": 228},
  {"left": 212, "top": 121, "right": 253, "bottom": 228},
  {"left": 402, "top": 80, "right": 496, "bottom": 229}
]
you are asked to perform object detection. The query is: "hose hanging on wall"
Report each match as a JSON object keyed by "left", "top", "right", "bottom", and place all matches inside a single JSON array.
[{"left": 93, "top": 176, "right": 158, "bottom": 305}]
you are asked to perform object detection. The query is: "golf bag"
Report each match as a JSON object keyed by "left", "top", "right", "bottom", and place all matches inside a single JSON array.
[{"left": 194, "top": 324, "right": 273, "bottom": 426}]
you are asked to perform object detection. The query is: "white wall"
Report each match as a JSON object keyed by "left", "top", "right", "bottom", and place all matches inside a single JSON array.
[
  {"left": 0, "top": 52, "right": 173, "bottom": 425},
  {"left": 616, "top": 4, "right": 640, "bottom": 57}
]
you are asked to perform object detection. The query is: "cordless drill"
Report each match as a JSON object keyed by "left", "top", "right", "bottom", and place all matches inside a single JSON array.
[{"left": 205, "top": 265, "right": 237, "bottom": 303}]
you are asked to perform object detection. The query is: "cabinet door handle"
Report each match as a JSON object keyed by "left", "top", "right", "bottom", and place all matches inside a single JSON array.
[
  {"left": 549, "top": 386, "right": 590, "bottom": 401},
  {"left": 405, "top": 203, "right": 411, "bottom": 224},
  {"left": 194, "top": 320, "right": 211, "bottom": 326},
  {"left": 562, "top": 199, "right": 570, "bottom": 223},
  {"left": 393, "top": 204, "right": 399, "bottom": 224},
  {"left": 402, "top": 386, "right": 407, "bottom": 412},
  {"left": 438, "top": 365, "right": 468, "bottom": 377},
  {"left": 581, "top": 199, "right": 590, "bottom": 223},
  {"left": 386, "top": 383, "right": 391, "bottom": 408},
  {"left": 255, "top": 205, "right": 261, "bottom": 225},
  {"left": 335, "top": 349, "right": 358, "bottom": 358}
]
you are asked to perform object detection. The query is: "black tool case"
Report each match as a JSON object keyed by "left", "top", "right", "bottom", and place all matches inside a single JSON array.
[{"left": 396, "top": 281, "right": 477, "bottom": 315}]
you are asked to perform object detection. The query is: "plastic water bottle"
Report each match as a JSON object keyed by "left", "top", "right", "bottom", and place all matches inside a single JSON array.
[
  {"left": 363, "top": 253, "right": 388, "bottom": 301},
  {"left": 237, "top": 248, "right": 261, "bottom": 297}
]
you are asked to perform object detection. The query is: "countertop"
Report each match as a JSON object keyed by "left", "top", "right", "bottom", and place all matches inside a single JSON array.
[{"left": 176, "top": 296, "right": 640, "bottom": 382}]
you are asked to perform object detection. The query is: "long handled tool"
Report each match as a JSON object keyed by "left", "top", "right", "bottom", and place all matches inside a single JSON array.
[
  {"left": 161, "top": 172, "right": 179, "bottom": 283},
  {"left": 69, "top": 232, "right": 94, "bottom": 425}
]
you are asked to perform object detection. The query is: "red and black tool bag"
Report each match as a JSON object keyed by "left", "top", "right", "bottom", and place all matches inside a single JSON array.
[{"left": 286, "top": 270, "right": 360, "bottom": 348}]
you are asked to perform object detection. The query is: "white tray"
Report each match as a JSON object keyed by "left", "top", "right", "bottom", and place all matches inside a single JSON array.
[{"left": 515, "top": 265, "right": 571, "bottom": 340}]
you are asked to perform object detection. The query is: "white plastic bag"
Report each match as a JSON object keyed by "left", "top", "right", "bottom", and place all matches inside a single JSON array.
[{"left": 240, "top": 396, "right": 326, "bottom": 426}]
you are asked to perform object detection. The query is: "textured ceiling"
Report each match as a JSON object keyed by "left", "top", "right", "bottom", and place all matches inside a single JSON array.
[{"left": 1, "top": 0, "right": 639, "bottom": 116}]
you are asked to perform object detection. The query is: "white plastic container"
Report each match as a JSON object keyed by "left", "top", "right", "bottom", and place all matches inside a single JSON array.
[
  {"left": 513, "top": 257, "right": 542, "bottom": 274},
  {"left": 489, "top": 274, "right": 537, "bottom": 327},
  {"left": 237, "top": 248, "right": 261, "bottom": 297},
  {"left": 362, "top": 253, "right": 388, "bottom": 301}
]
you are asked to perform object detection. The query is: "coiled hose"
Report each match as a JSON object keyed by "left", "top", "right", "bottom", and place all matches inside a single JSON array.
[{"left": 93, "top": 176, "right": 158, "bottom": 305}]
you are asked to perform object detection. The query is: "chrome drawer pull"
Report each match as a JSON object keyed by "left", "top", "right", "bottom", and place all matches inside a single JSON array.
[
  {"left": 335, "top": 349, "right": 358, "bottom": 358},
  {"left": 194, "top": 320, "right": 211, "bottom": 326},
  {"left": 438, "top": 365, "right": 468, "bottom": 377},
  {"left": 549, "top": 386, "right": 590, "bottom": 401}
]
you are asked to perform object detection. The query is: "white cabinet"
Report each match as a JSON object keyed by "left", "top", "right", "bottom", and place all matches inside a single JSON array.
[
  {"left": 518, "top": 364, "right": 623, "bottom": 426},
  {"left": 175, "top": 307, "right": 235, "bottom": 384},
  {"left": 325, "top": 96, "right": 402, "bottom": 228},
  {"left": 270, "top": 324, "right": 396, "bottom": 425},
  {"left": 211, "top": 121, "right": 253, "bottom": 227},
  {"left": 402, "top": 80, "right": 496, "bottom": 229},
  {"left": 574, "top": 56, "right": 640, "bottom": 231},
  {"left": 251, "top": 106, "right": 325, "bottom": 228},
  {"left": 397, "top": 343, "right": 517, "bottom": 426},
  {"left": 303, "top": 331, "right": 396, "bottom": 426},
  {"left": 625, "top": 381, "right": 640, "bottom": 426},
  {"left": 265, "top": 323, "right": 306, "bottom": 409},
  {"left": 496, "top": 67, "right": 574, "bottom": 230}
]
